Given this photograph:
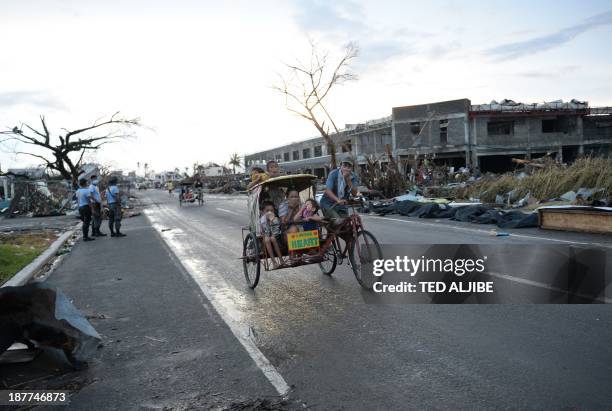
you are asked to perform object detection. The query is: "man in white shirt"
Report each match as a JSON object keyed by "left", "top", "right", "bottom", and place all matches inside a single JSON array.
[
  {"left": 76, "top": 178, "right": 95, "bottom": 242},
  {"left": 106, "top": 177, "right": 126, "bottom": 237}
]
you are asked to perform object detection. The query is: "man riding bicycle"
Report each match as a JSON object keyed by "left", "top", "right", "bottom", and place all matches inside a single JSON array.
[{"left": 320, "top": 159, "right": 359, "bottom": 220}]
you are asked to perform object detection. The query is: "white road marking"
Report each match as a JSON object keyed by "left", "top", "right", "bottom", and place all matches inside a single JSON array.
[
  {"left": 485, "top": 271, "right": 612, "bottom": 303},
  {"left": 365, "top": 215, "right": 610, "bottom": 247},
  {"left": 144, "top": 209, "right": 291, "bottom": 396},
  {"left": 216, "top": 207, "right": 241, "bottom": 215}
]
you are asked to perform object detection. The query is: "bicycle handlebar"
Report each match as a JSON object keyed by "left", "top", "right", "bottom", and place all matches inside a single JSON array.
[{"left": 329, "top": 196, "right": 365, "bottom": 209}]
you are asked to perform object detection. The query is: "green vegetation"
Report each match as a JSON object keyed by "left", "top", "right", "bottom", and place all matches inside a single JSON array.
[
  {"left": 456, "top": 157, "right": 612, "bottom": 203},
  {"left": 0, "top": 231, "right": 58, "bottom": 284}
]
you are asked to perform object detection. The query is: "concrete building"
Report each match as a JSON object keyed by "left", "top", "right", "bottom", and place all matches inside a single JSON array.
[
  {"left": 245, "top": 116, "right": 392, "bottom": 178},
  {"left": 245, "top": 98, "right": 612, "bottom": 175}
]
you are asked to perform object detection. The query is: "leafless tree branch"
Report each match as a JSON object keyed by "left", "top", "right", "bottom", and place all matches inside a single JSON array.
[{"left": 273, "top": 41, "right": 359, "bottom": 169}]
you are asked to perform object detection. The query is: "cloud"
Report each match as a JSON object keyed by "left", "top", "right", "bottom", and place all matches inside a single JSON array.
[
  {"left": 516, "top": 65, "right": 580, "bottom": 78},
  {"left": 427, "top": 41, "right": 462, "bottom": 59},
  {"left": 486, "top": 10, "right": 612, "bottom": 61},
  {"left": 292, "top": 0, "right": 367, "bottom": 35},
  {"left": 0, "top": 90, "right": 67, "bottom": 111},
  {"left": 291, "top": 0, "right": 419, "bottom": 65}
]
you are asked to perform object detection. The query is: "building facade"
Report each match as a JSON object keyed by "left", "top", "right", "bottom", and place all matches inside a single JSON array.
[{"left": 245, "top": 98, "right": 612, "bottom": 175}]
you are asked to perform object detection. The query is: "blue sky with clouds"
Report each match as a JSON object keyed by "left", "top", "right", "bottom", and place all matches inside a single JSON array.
[{"left": 0, "top": 0, "right": 610, "bottom": 171}]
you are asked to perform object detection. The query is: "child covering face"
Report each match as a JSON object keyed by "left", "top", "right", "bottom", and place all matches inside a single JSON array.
[{"left": 260, "top": 204, "right": 281, "bottom": 237}]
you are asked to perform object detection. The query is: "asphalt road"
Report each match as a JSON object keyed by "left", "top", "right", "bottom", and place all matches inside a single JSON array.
[{"left": 142, "top": 190, "right": 612, "bottom": 410}]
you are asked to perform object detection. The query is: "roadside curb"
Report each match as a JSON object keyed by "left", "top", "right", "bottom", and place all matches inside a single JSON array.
[{"left": 1, "top": 229, "right": 77, "bottom": 288}]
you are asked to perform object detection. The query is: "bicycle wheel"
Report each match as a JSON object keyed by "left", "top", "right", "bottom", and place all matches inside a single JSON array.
[
  {"left": 318, "top": 242, "right": 338, "bottom": 276},
  {"left": 348, "top": 230, "right": 383, "bottom": 290},
  {"left": 243, "top": 232, "right": 261, "bottom": 289}
]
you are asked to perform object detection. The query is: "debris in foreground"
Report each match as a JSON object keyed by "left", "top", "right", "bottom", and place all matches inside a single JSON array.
[{"left": 0, "top": 283, "right": 101, "bottom": 369}]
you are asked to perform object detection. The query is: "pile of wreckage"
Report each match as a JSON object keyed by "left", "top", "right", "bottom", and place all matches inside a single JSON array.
[
  {"left": 1, "top": 172, "right": 141, "bottom": 219},
  {"left": 8, "top": 182, "right": 73, "bottom": 217},
  {"left": 0, "top": 173, "right": 75, "bottom": 218},
  {"left": 369, "top": 194, "right": 539, "bottom": 230},
  {"left": 368, "top": 190, "right": 611, "bottom": 234},
  {"left": 366, "top": 155, "right": 612, "bottom": 234}
]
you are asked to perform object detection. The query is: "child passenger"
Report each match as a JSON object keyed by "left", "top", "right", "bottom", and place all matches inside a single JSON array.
[
  {"left": 295, "top": 198, "right": 322, "bottom": 231},
  {"left": 247, "top": 166, "right": 269, "bottom": 190},
  {"left": 260, "top": 201, "right": 283, "bottom": 268}
]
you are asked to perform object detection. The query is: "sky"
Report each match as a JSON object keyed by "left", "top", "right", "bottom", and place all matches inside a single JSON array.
[{"left": 1, "top": 0, "right": 611, "bottom": 174}]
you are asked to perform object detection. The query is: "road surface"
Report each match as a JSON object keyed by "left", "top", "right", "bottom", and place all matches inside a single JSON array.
[{"left": 142, "top": 190, "right": 612, "bottom": 410}]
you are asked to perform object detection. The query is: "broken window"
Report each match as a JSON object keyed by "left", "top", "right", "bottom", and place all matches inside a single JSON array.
[
  {"left": 283, "top": 152, "right": 290, "bottom": 162},
  {"left": 302, "top": 148, "right": 311, "bottom": 159},
  {"left": 410, "top": 122, "right": 421, "bottom": 134},
  {"left": 542, "top": 118, "right": 560, "bottom": 133},
  {"left": 314, "top": 145, "right": 322, "bottom": 157},
  {"left": 439, "top": 119, "right": 448, "bottom": 145},
  {"left": 487, "top": 121, "right": 513, "bottom": 136},
  {"left": 275, "top": 154, "right": 282, "bottom": 161},
  {"left": 292, "top": 150, "right": 299, "bottom": 160}
]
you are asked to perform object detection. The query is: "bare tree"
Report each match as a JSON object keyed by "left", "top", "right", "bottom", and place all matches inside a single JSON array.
[
  {"left": 0, "top": 112, "right": 140, "bottom": 188},
  {"left": 274, "top": 41, "right": 358, "bottom": 169}
]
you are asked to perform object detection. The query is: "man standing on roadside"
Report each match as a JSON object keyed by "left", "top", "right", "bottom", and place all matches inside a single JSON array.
[
  {"left": 89, "top": 174, "right": 106, "bottom": 237},
  {"left": 76, "top": 178, "right": 95, "bottom": 242},
  {"left": 106, "top": 177, "right": 126, "bottom": 237}
]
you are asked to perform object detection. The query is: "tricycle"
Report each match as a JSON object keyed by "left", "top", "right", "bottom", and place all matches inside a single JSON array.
[
  {"left": 241, "top": 174, "right": 382, "bottom": 289},
  {"left": 179, "top": 183, "right": 204, "bottom": 207}
]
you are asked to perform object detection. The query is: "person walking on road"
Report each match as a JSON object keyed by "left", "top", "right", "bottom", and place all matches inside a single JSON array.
[
  {"left": 106, "top": 177, "right": 126, "bottom": 237},
  {"left": 76, "top": 178, "right": 95, "bottom": 242},
  {"left": 89, "top": 174, "right": 107, "bottom": 237}
]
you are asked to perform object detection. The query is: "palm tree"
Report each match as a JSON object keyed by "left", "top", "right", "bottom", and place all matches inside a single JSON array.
[{"left": 229, "top": 153, "right": 241, "bottom": 175}]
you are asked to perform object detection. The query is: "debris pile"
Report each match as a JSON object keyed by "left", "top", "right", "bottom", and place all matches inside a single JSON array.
[
  {"left": 365, "top": 156, "right": 611, "bottom": 231},
  {"left": 6, "top": 181, "right": 73, "bottom": 218},
  {"left": 370, "top": 201, "right": 539, "bottom": 229},
  {"left": 426, "top": 156, "right": 612, "bottom": 207}
]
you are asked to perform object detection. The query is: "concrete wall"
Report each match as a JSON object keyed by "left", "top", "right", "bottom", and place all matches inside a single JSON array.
[
  {"left": 392, "top": 98, "right": 470, "bottom": 121},
  {"left": 583, "top": 115, "right": 612, "bottom": 142},
  {"left": 245, "top": 137, "right": 327, "bottom": 166},
  {"left": 473, "top": 114, "right": 586, "bottom": 154},
  {"left": 393, "top": 99, "right": 469, "bottom": 153},
  {"left": 352, "top": 127, "right": 392, "bottom": 157}
]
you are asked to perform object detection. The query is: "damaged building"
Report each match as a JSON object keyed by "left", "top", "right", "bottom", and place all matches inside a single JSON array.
[{"left": 244, "top": 98, "right": 612, "bottom": 175}]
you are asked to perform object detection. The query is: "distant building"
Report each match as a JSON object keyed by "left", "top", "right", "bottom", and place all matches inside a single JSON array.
[
  {"left": 245, "top": 98, "right": 612, "bottom": 174},
  {"left": 201, "top": 163, "right": 225, "bottom": 177},
  {"left": 7, "top": 166, "right": 47, "bottom": 179},
  {"left": 154, "top": 171, "right": 182, "bottom": 185}
]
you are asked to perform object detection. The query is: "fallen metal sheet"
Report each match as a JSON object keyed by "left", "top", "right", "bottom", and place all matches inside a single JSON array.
[{"left": 0, "top": 283, "right": 101, "bottom": 369}]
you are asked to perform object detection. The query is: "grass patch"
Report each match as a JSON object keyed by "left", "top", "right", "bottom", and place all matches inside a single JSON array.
[{"left": 0, "top": 230, "right": 59, "bottom": 284}]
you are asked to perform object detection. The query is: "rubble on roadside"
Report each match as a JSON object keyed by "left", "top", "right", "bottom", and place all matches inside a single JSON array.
[
  {"left": 3, "top": 181, "right": 74, "bottom": 218},
  {"left": 364, "top": 156, "right": 611, "bottom": 231}
]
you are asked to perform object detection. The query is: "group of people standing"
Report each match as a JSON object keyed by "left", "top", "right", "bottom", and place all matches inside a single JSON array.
[{"left": 74, "top": 175, "right": 125, "bottom": 242}]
